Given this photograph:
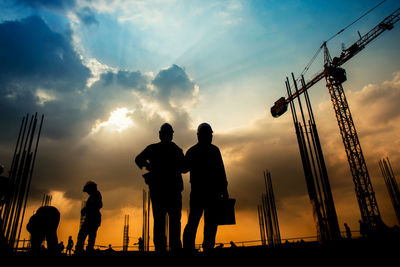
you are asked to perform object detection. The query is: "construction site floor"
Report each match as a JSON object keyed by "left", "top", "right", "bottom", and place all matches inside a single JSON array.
[{"left": 4, "top": 237, "right": 400, "bottom": 266}]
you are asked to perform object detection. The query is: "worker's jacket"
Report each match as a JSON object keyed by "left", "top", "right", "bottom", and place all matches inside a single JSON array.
[
  {"left": 184, "top": 143, "right": 228, "bottom": 198},
  {"left": 82, "top": 190, "right": 102, "bottom": 227},
  {"left": 135, "top": 141, "right": 184, "bottom": 193}
]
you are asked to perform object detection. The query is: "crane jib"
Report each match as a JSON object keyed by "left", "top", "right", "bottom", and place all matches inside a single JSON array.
[{"left": 270, "top": 7, "right": 400, "bottom": 118}]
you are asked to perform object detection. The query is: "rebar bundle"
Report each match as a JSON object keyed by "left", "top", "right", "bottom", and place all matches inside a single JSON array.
[
  {"left": 0, "top": 113, "right": 44, "bottom": 249},
  {"left": 379, "top": 158, "right": 400, "bottom": 225},
  {"left": 142, "top": 189, "right": 150, "bottom": 251},
  {"left": 165, "top": 213, "right": 169, "bottom": 251},
  {"left": 123, "top": 214, "right": 129, "bottom": 251},
  {"left": 258, "top": 170, "right": 281, "bottom": 247},
  {"left": 286, "top": 75, "right": 341, "bottom": 242},
  {"left": 41, "top": 194, "right": 52, "bottom": 207}
]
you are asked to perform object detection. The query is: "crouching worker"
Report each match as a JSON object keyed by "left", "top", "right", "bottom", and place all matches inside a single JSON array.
[
  {"left": 75, "top": 181, "right": 102, "bottom": 253},
  {"left": 27, "top": 206, "right": 60, "bottom": 254}
]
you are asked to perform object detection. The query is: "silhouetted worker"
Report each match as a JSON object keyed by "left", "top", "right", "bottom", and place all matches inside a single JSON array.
[
  {"left": 75, "top": 181, "right": 102, "bottom": 253},
  {"left": 58, "top": 241, "right": 65, "bottom": 254},
  {"left": 0, "top": 164, "right": 12, "bottom": 252},
  {"left": 66, "top": 236, "right": 74, "bottom": 256},
  {"left": 344, "top": 223, "right": 352, "bottom": 239},
  {"left": 106, "top": 244, "right": 114, "bottom": 253},
  {"left": 137, "top": 237, "right": 144, "bottom": 252},
  {"left": 0, "top": 164, "right": 9, "bottom": 202},
  {"left": 359, "top": 219, "right": 367, "bottom": 238},
  {"left": 182, "top": 123, "right": 229, "bottom": 252},
  {"left": 26, "top": 206, "right": 60, "bottom": 254},
  {"left": 135, "top": 123, "right": 185, "bottom": 252}
]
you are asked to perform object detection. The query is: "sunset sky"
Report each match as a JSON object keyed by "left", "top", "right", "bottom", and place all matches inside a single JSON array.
[{"left": 1, "top": 0, "right": 400, "bottom": 249}]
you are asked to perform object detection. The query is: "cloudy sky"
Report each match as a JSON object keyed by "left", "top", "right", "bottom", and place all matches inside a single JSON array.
[{"left": 1, "top": 0, "right": 400, "bottom": 248}]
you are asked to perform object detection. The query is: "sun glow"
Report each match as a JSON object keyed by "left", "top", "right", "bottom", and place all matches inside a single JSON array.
[{"left": 92, "top": 107, "right": 134, "bottom": 133}]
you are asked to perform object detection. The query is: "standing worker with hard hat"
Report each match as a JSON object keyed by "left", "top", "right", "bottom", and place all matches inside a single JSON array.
[
  {"left": 182, "top": 122, "right": 229, "bottom": 253},
  {"left": 75, "top": 180, "right": 102, "bottom": 253},
  {"left": 135, "top": 123, "right": 185, "bottom": 252}
]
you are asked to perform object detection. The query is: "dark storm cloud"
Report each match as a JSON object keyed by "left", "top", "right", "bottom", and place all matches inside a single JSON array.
[
  {"left": 0, "top": 15, "right": 91, "bottom": 140},
  {"left": 0, "top": 16, "right": 89, "bottom": 91}
]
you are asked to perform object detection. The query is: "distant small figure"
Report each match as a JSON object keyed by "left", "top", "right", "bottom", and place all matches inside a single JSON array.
[
  {"left": 344, "top": 223, "right": 352, "bottom": 239},
  {"left": 137, "top": 237, "right": 144, "bottom": 252},
  {"left": 0, "top": 164, "right": 10, "bottom": 202},
  {"left": 26, "top": 206, "right": 60, "bottom": 254},
  {"left": 58, "top": 241, "right": 65, "bottom": 254},
  {"left": 182, "top": 123, "right": 229, "bottom": 253},
  {"left": 230, "top": 241, "right": 237, "bottom": 248},
  {"left": 75, "top": 181, "right": 103, "bottom": 253},
  {"left": 0, "top": 165, "right": 12, "bottom": 252},
  {"left": 105, "top": 244, "right": 115, "bottom": 253},
  {"left": 66, "top": 236, "right": 74, "bottom": 256},
  {"left": 359, "top": 219, "right": 367, "bottom": 238}
]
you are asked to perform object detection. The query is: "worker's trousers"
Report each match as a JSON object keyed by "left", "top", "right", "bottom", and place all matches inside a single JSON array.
[
  {"left": 183, "top": 192, "right": 218, "bottom": 252},
  {"left": 150, "top": 190, "right": 182, "bottom": 252}
]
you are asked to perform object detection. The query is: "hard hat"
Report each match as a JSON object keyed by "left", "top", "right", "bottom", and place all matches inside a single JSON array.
[
  {"left": 197, "top": 123, "right": 213, "bottom": 134},
  {"left": 159, "top": 123, "right": 174, "bottom": 133},
  {"left": 83, "top": 180, "right": 97, "bottom": 192}
]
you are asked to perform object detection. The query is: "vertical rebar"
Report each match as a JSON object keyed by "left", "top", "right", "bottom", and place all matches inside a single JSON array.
[
  {"left": 379, "top": 158, "right": 400, "bottom": 224},
  {"left": 17, "top": 114, "right": 44, "bottom": 244},
  {"left": 286, "top": 74, "right": 340, "bottom": 242},
  {"left": 1, "top": 114, "right": 44, "bottom": 249},
  {"left": 123, "top": 214, "right": 129, "bottom": 252}
]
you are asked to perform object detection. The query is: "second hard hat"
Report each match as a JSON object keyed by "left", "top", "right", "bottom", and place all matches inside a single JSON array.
[{"left": 197, "top": 123, "right": 213, "bottom": 134}]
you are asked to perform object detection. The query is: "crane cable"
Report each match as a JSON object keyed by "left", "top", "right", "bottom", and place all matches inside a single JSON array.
[
  {"left": 299, "top": 0, "right": 387, "bottom": 78},
  {"left": 325, "top": 0, "right": 387, "bottom": 43}
]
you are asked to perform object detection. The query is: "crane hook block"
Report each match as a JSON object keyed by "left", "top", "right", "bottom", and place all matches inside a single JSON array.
[{"left": 271, "top": 97, "right": 288, "bottom": 118}]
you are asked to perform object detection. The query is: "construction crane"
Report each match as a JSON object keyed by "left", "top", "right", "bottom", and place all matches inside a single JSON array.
[{"left": 271, "top": 7, "right": 400, "bottom": 231}]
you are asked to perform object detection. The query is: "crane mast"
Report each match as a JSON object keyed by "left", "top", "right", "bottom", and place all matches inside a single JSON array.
[
  {"left": 271, "top": 7, "right": 400, "bottom": 231},
  {"left": 324, "top": 44, "right": 381, "bottom": 228}
]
